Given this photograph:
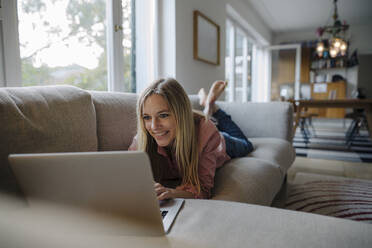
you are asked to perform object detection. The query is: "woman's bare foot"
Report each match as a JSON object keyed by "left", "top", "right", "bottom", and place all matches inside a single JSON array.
[
  {"left": 198, "top": 88, "right": 207, "bottom": 107},
  {"left": 204, "top": 81, "right": 227, "bottom": 117}
]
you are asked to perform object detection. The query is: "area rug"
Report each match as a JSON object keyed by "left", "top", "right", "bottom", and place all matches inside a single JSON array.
[{"left": 285, "top": 172, "right": 372, "bottom": 224}]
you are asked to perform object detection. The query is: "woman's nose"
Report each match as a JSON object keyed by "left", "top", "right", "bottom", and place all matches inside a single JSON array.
[{"left": 151, "top": 118, "right": 159, "bottom": 129}]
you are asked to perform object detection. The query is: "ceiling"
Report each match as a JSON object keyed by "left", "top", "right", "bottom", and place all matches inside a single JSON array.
[{"left": 246, "top": 0, "right": 372, "bottom": 33}]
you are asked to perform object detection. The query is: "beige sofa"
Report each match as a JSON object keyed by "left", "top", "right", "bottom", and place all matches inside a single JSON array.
[
  {"left": 0, "top": 85, "right": 294, "bottom": 205},
  {"left": 1, "top": 85, "right": 372, "bottom": 247}
]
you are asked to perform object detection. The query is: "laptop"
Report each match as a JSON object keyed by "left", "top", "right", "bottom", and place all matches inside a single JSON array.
[{"left": 8, "top": 151, "right": 184, "bottom": 236}]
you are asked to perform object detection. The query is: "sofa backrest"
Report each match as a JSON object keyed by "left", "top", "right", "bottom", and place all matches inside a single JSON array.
[
  {"left": 89, "top": 91, "right": 138, "bottom": 151},
  {"left": 0, "top": 85, "right": 98, "bottom": 195},
  {"left": 189, "top": 95, "right": 293, "bottom": 142},
  {"left": 216, "top": 101, "right": 293, "bottom": 142}
]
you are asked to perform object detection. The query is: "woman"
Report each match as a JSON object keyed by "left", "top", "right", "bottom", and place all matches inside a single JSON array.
[{"left": 129, "top": 78, "right": 253, "bottom": 199}]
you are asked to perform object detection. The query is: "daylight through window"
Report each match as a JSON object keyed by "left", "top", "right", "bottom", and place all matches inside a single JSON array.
[{"left": 17, "top": 0, "right": 134, "bottom": 91}]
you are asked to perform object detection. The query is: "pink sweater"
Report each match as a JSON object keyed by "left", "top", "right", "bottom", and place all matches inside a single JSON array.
[{"left": 128, "top": 119, "right": 230, "bottom": 198}]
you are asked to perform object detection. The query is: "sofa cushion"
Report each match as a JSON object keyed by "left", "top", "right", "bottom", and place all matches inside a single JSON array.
[
  {"left": 212, "top": 157, "right": 283, "bottom": 205},
  {"left": 248, "top": 137, "right": 296, "bottom": 177},
  {"left": 169, "top": 199, "right": 372, "bottom": 248},
  {"left": 90, "top": 91, "right": 137, "bottom": 151},
  {"left": 0, "top": 85, "right": 97, "bottom": 195},
  {"left": 2, "top": 198, "right": 372, "bottom": 247}
]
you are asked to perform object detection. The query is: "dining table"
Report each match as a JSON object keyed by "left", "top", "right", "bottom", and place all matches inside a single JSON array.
[{"left": 292, "top": 99, "right": 372, "bottom": 140}]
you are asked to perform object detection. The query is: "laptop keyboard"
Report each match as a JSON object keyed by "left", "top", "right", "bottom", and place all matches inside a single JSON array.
[{"left": 161, "top": 210, "right": 168, "bottom": 219}]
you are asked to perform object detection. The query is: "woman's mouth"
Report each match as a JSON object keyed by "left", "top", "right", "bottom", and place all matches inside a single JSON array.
[{"left": 152, "top": 131, "right": 169, "bottom": 138}]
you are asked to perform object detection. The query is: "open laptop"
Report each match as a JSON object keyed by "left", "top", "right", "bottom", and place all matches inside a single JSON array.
[{"left": 8, "top": 151, "right": 184, "bottom": 236}]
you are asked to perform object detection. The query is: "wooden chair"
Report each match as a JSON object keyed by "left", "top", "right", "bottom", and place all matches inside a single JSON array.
[
  {"left": 345, "top": 110, "right": 369, "bottom": 146},
  {"left": 289, "top": 100, "right": 318, "bottom": 144}
]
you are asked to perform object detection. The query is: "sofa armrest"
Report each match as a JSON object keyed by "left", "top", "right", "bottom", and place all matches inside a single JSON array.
[{"left": 189, "top": 95, "right": 294, "bottom": 142}]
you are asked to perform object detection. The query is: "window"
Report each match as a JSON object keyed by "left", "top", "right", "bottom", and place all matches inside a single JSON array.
[
  {"left": 15, "top": 0, "right": 134, "bottom": 91},
  {"left": 225, "top": 19, "right": 254, "bottom": 102}
]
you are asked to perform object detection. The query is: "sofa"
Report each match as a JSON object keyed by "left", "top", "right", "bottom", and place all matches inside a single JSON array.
[
  {"left": 0, "top": 85, "right": 295, "bottom": 205},
  {"left": 1, "top": 85, "right": 372, "bottom": 248}
]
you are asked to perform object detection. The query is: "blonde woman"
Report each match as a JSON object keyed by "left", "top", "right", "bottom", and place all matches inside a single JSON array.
[{"left": 129, "top": 78, "right": 253, "bottom": 199}]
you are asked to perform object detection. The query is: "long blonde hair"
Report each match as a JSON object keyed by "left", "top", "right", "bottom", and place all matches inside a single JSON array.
[{"left": 136, "top": 78, "right": 202, "bottom": 194}]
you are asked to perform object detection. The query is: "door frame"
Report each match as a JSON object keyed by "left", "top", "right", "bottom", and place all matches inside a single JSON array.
[{"left": 265, "top": 44, "right": 302, "bottom": 100}]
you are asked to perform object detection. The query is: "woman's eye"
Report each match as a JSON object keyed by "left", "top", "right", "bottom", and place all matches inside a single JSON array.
[
  {"left": 143, "top": 116, "right": 151, "bottom": 121},
  {"left": 159, "top": 113, "right": 169, "bottom": 118}
]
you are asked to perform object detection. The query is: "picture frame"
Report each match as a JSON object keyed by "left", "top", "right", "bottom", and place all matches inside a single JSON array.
[{"left": 193, "top": 10, "right": 220, "bottom": 65}]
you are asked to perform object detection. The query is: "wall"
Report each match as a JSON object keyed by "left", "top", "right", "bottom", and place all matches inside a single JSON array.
[
  {"left": 273, "top": 29, "right": 314, "bottom": 45},
  {"left": 227, "top": 0, "right": 271, "bottom": 45},
  {"left": 358, "top": 54, "right": 372, "bottom": 98},
  {"left": 347, "top": 25, "right": 372, "bottom": 55},
  {"left": 156, "top": 0, "right": 176, "bottom": 81},
  {"left": 173, "top": 0, "right": 272, "bottom": 95},
  {"left": 135, "top": 0, "right": 156, "bottom": 93},
  {"left": 0, "top": 24, "right": 5, "bottom": 86},
  {"left": 174, "top": 0, "right": 226, "bottom": 94}
]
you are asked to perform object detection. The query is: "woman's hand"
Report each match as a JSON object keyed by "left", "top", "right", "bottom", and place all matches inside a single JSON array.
[
  {"left": 154, "top": 183, "right": 175, "bottom": 200},
  {"left": 154, "top": 183, "right": 194, "bottom": 200}
]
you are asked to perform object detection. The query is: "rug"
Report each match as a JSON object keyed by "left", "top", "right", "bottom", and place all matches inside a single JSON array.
[
  {"left": 285, "top": 172, "right": 372, "bottom": 224},
  {"left": 293, "top": 118, "right": 372, "bottom": 163}
]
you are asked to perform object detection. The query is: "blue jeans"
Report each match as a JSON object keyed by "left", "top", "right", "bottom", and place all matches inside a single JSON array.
[{"left": 212, "top": 109, "right": 253, "bottom": 158}]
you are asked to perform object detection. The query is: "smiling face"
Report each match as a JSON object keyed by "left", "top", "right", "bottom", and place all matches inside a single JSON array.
[{"left": 142, "top": 94, "right": 177, "bottom": 147}]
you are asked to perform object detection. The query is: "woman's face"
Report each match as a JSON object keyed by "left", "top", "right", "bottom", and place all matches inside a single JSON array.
[{"left": 142, "top": 94, "right": 177, "bottom": 147}]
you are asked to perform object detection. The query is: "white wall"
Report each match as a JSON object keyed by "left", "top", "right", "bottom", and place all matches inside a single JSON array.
[
  {"left": 173, "top": 0, "right": 272, "bottom": 95},
  {"left": 347, "top": 25, "right": 372, "bottom": 55},
  {"left": 0, "top": 24, "right": 5, "bottom": 86},
  {"left": 135, "top": 0, "right": 156, "bottom": 93},
  {"left": 156, "top": 0, "right": 176, "bottom": 80},
  {"left": 174, "top": 0, "right": 226, "bottom": 94},
  {"left": 227, "top": 0, "right": 271, "bottom": 45},
  {"left": 273, "top": 29, "right": 314, "bottom": 45}
]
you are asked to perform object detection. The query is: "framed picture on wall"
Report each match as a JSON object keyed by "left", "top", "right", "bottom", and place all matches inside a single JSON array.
[{"left": 193, "top": 10, "right": 220, "bottom": 65}]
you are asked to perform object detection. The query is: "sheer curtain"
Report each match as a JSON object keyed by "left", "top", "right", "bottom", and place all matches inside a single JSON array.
[{"left": 135, "top": 0, "right": 157, "bottom": 93}]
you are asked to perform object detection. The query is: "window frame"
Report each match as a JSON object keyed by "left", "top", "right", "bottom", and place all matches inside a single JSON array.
[
  {"left": 0, "top": 0, "right": 22, "bottom": 87},
  {"left": 1, "top": 0, "right": 134, "bottom": 92},
  {"left": 225, "top": 17, "right": 255, "bottom": 102}
]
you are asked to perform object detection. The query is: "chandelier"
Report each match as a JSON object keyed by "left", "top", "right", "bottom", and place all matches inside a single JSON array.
[{"left": 316, "top": 0, "right": 349, "bottom": 58}]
